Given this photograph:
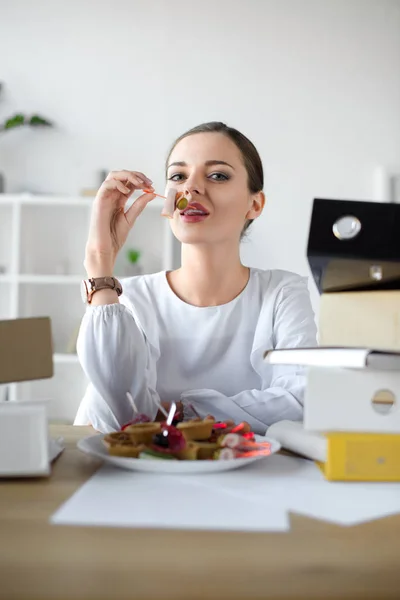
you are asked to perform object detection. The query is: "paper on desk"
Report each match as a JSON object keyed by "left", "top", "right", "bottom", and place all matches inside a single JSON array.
[
  {"left": 49, "top": 437, "right": 65, "bottom": 463},
  {"left": 51, "top": 465, "right": 289, "bottom": 531},
  {"left": 52, "top": 453, "right": 400, "bottom": 530},
  {"left": 189, "top": 454, "right": 400, "bottom": 526}
]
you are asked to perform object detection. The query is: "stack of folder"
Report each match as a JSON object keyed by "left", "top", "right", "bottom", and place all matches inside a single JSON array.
[{"left": 265, "top": 198, "right": 400, "bottom": 481}]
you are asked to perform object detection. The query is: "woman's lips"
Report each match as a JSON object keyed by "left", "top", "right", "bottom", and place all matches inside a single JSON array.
[
  {"left": 180, "top": 213, "right": 209, "bottom": 223},
  {"left": 180, "top": 202, "right": 209, "bottom": 222},
  {"left": 181, "top": 202, "right": 209, "bottom": 213}
]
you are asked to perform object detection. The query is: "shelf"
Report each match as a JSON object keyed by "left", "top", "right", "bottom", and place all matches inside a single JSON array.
[
  {"left": 14, "top": 361, "right": 88, "bottom": 422},
  {"left": 19, "top": 283, "right": 83, "bottom": 354},
  {"left": 19, "top": 203, "right": 90, "bottom": 275},
  {"left": 0, "top": 282, "right": 11, "bottom": 319},
  {"left": 0, "top": 189, "right": 175, "bottom": 422},
  {"left": 0, "top": 204, "right": 13, "bottom": 274},
  {"left": 0, "top": 275, "right": 83, "bottom": 284},
  {"left": 0, "top": 193, "right": 165, "bottom": 210},
  {"left": 53, "top": 353, "right": 80, "bottom": 364},
  {"left": 114, "top": 209, "right": 167, "bottom": 275},
  {"left": 17, "top": 275, "right": 83, "bottom": 284},
  {"left": 0, "top": 275, "right": 15, "bottom": 283},
  {"left": 0, "top": 194, "right": 93, "bottom": 207}
]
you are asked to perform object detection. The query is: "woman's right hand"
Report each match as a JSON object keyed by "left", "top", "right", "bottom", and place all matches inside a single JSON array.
[{"left": 84, "top": 170, "right": 156, "bottom": 277}]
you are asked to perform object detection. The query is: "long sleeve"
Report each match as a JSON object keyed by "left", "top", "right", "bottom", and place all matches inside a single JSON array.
[
  {"left": 76, "top": 303, "right": 159, "bottom": 432},
  {"left": 180, "top": 277, "right": 318, "bottom": 435}
]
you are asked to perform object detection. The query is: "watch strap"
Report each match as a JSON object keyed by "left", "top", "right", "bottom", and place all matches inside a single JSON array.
[{"left": 84, "top": 276, "right": 123, "bottom": 303}]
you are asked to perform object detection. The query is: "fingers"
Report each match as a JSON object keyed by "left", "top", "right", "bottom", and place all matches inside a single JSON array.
[
  {"left": 102, "top": 179, "right": 131, "bottom": 195},
  {"left": 105, "top": 170, "right": 153, "bottom": 190},
  {"left": 124, "top": 192, "right": 156, "bottom": 226}
]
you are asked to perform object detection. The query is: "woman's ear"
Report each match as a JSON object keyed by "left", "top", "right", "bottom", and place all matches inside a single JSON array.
[{"left": 246, "top": 191, "right": 265, "bottom": 220}]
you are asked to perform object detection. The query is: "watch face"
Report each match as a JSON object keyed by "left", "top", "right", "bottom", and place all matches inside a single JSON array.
[{"left": 80, "top": 280, "right": 89, "bottom": 304}]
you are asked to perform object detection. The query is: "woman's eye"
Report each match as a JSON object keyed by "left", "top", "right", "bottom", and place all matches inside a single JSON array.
[
  {"left": 168, "top": 172, "right": 229, "bottom": 182},
  {"left": 168, "top": 173, "right": 185, "bottom": 182},
  {"left": 209, "top": 172, "right": 229, "bottom": 181}
]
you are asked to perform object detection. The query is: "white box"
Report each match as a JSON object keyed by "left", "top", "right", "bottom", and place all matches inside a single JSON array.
[
  {"left": 0, "top": 401, "right": 49, "bottom": 477},
  {"left": 0, "top": 316, "right": 55, "bottom": 477},
  {"left": 304, "top": 367, "right": 400, "bottom": 433}
]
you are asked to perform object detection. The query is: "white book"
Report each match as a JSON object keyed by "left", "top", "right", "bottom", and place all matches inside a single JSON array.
[{"left": 263, "top": 347, "right": 400, "bottom": 371}]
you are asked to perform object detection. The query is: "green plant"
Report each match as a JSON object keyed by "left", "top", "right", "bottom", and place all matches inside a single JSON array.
[
  {"left": 0, "top": 82, "right": 53, "bottom": 134},
  {"left": 127, "top": 248, "right": 141, "bottom": 264}
]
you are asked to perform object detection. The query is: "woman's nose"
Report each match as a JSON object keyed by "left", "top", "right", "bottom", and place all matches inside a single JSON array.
[
  {"left": 184, "top": 186, "right": 200, "bottom": 196},
  {"left": 184, "top": 175, "right": 204, "bottom": 196}
]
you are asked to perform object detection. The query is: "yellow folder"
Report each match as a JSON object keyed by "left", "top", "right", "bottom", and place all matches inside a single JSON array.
[{"left": 317, "top": 432, "right": 400, "bottom": 481}]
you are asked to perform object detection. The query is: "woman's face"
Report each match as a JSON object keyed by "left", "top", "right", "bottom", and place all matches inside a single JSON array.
[{"left": 166, "top": 132, "right": 264, "bottom": 245}]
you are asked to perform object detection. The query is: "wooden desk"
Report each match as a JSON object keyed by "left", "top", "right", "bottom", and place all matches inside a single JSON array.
[{"left": 1, "top": 425, "right": 400, "bottom": 600}]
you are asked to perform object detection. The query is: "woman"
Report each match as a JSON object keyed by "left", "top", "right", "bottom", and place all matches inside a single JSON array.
[{"left": 75, "top": 122, "right": 317, "bottom": 434}]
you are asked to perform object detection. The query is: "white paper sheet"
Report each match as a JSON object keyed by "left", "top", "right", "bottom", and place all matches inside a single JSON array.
[
  {"left": 190, "top": 454, "right": 400, "bottom": 526},
  {"left": 51, "top": 464, "right": 289, "bottom": 531},
  {"left": 49, "top": 437, "right": 65, "bottom": 463},
  {"left": 51, "top": 454, "right": 400, "bottom": 530}
]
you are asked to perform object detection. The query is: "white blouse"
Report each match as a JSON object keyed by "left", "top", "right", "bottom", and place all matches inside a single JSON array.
[{"left": 74, "top": 268, "right": 317, "bottom": 434}]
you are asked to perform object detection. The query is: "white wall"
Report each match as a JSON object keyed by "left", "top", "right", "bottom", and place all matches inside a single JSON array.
[{"left": 1, "top": 0, "right": 399, "bottom": 311}]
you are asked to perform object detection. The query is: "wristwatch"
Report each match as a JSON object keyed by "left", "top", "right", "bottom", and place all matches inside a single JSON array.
[{"left": 80, "top": 276, "right": 123, "bottom": 304}]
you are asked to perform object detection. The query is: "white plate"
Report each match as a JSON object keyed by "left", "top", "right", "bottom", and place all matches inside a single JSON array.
[{"left": 77, "top": 433, "right": 281, "bottom": 474}]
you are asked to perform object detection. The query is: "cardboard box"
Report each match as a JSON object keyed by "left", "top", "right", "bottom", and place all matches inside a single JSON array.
[
  {"left": 0, "top": 317, "right": 54, "bottom": 477},
  {"left": 0, "top": 317, "right": 53, "bottom": 384},
  {"left": 319, "top": 291, "right": 400, "bottom": 351}
]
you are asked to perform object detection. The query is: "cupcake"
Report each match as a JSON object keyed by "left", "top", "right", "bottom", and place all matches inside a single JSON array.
[
  {"left": 192, "top": 441, "right": 219, "bottom": 460},
  {"left": 123, "top": 422, "right": 161, "bottom": 444},
  {"left": 176, "top": 440, "right": 218, "bottom": 460},
  {"left": 103, "top": 432, "right": 143, "bottom": 458},
  {"left": 174, "top": 442, "right": 199, "bottom": 461},
  {"left": 177, "top": 418, "right": 215, "bottom": 441}
]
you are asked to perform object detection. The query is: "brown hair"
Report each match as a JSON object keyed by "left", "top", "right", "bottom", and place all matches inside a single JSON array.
[{"left": 165, "top": 121, "right": 264, "bottom": 238}]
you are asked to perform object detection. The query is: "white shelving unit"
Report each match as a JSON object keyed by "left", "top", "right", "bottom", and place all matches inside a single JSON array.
[{"left": 0, "top": 193, "right": 180, "bottom": 421}]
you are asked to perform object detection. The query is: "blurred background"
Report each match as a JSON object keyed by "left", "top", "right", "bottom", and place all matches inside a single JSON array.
[{"left": 0, "top": 0, "right": 399, "bottom": 420}]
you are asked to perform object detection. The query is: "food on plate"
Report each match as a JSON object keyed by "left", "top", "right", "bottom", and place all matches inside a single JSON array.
[
  {"left": 121, "top": 413, "right": 151, "bottom": 429},
  {"left": 177, "top": 417, "right": 215, "bottom": 441},
  {"left": 103, "top": 432, "right": 144, "bottom": 458},
  {"left": 152, "top": 424, "right": 186, "bottom": 453},
  {"left": 103, "top": 413, "right": 269, "bottom": 462},
  {"left": 208, "top": 420, "right": 253, "bottom": 442},
  {"left": 218, "top": 433, "right": 256, "bottom": 448},
  {"left": 140, "top": 448, "right": 178, "bottom": 460},
  {"left": 123, "top": 422, "right": 161, "bottom": 444},
  {"left": 214, "top": 444, "right": 272, "bottom": 460},
  {"left": 214, "top": 448, "right": 241, "bottom": 460},
  {"left": 191, "top": 441, "right": 219, "bottom": 460},
  {"left": 171, "top": 409, "right": 184, "bottom": 426},
  {"left": 173, "top": 442, "right": 199, "bottom": 461},
  {"left": 218, "top": 433, "right": 271, "bottom": 453}
]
